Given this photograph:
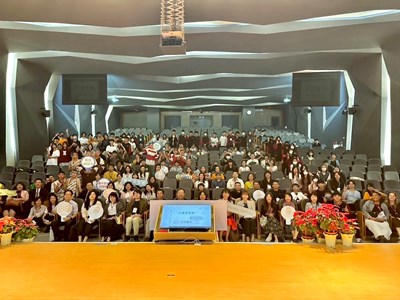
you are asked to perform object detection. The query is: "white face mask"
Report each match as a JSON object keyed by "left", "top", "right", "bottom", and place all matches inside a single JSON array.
[
  {"left": 321, "top": 168, "right": 327, "bottom": 172},
  {"left": 304, "top": 171, "right": 308, "bottom": 175}
]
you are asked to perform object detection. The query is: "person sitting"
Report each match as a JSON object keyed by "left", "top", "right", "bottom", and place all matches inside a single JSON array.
[
  {"left": 226, "top": 171, "right": 244, "bottom": 190},
  {"left": 211, "top": 173, "right": 226, "bottom": 189},
  {"left": 174, "top": 188, "right": 187, "bottom": 200},
  {"left": 76, "top": 191, "right": 102, "bottom": 242},
  {"left": 29, "top": 178, "right": 49, "bottom": 207},
  {"left": 27, "top": 197, "right": 48, "bottom": 229},
  {"left": 4, "top": 181, "right": 29, "bottom": 218},
  {"left": 363, "top": 183, "right": 378, "bottom": 200},
  {"left": 244, "top": 173, "right": 256, "bottom": 191},
  {"left": 362, "top": 191, "right": 392, "bottom": 242},
  {"left": 103, "top": 164, "right": 118, "bottom": 182},
  {"left": 315, "top": 179, "right": 332, "bottom": 204},
  {"left": 42, "top": 193, "right": 58, "bottom": 232},
  {"left": 197, "top": 191, "right": 208, "bottom": 200},
  {"left": 316, "top": 163, "right": 331, "bottom": 182},
  {"left": 269, "top": 180, "right": 285, "bottom": 203},
  {"left": 79, "top": 182, "right": 97, "bottom": 203},
  {"left": 328, "top": 153, "right": 340, "bottom": 168},
  {"left": 282, "top": 193, "right": 299, "bottom": 242},
  {"left": 65, "top": 171, "right": 82, "bottom": 198},
  {"left": 260, "top": 171, "right": 273, "bottom": 191},
  {"left": 51, "top": 190, "right": 78, "bottom": 242},
  {"left": 260, "top": 192, "right": 285, "bottom": 243},
  {"left": 328, "top": 171, "right": 346, "bottom": 194},
  {"left": 100, "top": 192, "right": 124, "bottom": 242},
  {"left": 238, "top": 160, "right": 251, "bottom": 174},
  {"left": 114, "top": 173, "right": 124, "bottom": 192},
  {"left": 305, "top": 192, "right": 321, "bottom": 212},
  {"left": 124, "top": 188, "right": 149, "bottom": 241},
  {"left": 387, "top": 192, "right": 400, "bottom": 242},
  {"left": 236, "top": 190, "right": 256, "bottom": 242},
  {"left": 290, "top": 183, "right": 308, "bottom": 207},
  {"left": 288, "top": 166, "right": 302, "bottom": 187},
  {"left": 223, "top": 159, "right": 238, "bottom": 173},
  {"left": 342, "top": 180, "right": 362, "bottom": 211},
  {"left": 229, "top": 182, "right": 243, "bottom": 201},
  {"left": 194, "top": 173, "right": 209, "bottom": 189},
  {"left": 142, "top": 184, "right": 156, "bottom": 201}
]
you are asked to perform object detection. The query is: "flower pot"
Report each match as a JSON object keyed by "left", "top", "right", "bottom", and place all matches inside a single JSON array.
[
  {"left": 341, "top": 233, "right": 354, "bottom": 247},
  {"left": 301, "top": 236, "right": 315, "bottom": 243},
  {"left": 0, "top": 233, "right": 13, "bottom": 246},
  {"left": 22, "top": 237, "right": 35, "bottom": 243},
  {"left": 324, "top": 232, "right": 337, "bottom": 248}
]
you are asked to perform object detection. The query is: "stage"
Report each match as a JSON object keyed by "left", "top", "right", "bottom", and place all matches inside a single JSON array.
[{"left": 1, "top": 242, "right": 399, "bottom": 299}]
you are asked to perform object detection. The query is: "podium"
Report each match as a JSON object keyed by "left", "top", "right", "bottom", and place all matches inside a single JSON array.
[{"left": 154, "top": 203, "right": 217, "bottom": 242}]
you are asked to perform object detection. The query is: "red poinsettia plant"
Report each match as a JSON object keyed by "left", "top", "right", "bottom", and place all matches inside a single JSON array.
[
  {"left": 317, "top": 204, "right": 346, "bottom": 234},
  {"left": 14, "top": 219, "right": 39, "bottom": 240},
  {"left": 0, "top": 216, "right": 16, "bottom": 234},
  {"left": 340, "top": 214, "right": 358, "bottom": 235},
  {"left": 293, "top": 209, "right": 319, "bottom": 238}
]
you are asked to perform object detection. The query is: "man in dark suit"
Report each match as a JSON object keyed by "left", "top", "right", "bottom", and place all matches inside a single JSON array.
[{"left": 29, "top": 178, "right": 49, "bottom": 206}]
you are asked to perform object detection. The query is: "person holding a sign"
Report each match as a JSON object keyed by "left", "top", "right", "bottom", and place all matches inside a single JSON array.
[
  {"left": 236, "top": 190, "right": 256, "bottom": 242},
  {"left": 51, "top": 190, "right": 78, "bottom": 242},
  {"left": 124, "top": 188, "right": 149, "bottom": 242},
  {"left": 281, "top": 193, "right": 299, "bottom": 243},
  {"left": 76, "top": 191, "right": 102, "bottom": 242}
]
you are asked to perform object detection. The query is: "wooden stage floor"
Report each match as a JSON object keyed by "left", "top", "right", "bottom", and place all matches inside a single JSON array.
[{"left": 2, "top": 242, "right": 400, "bottom": 299}]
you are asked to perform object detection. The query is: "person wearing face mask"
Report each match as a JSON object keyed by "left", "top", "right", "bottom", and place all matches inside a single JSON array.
[
  {"left": 289, "top": 157, "right": 302, "bottom": 173},
  {"left": 316, "top": 163, "right": 331, "bottom": 182}
]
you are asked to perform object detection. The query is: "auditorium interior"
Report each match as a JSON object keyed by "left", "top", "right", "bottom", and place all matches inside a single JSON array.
[{"left": 1, "top": 1, "right": 400, "bottom": 299}]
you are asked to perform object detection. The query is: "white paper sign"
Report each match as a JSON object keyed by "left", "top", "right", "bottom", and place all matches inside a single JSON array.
[{"left": 227, "top": 202, "right": 256, "bottom": 218}]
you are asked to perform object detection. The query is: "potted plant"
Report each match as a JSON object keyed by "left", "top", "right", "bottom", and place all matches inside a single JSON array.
[
  {"left": 293, "top": 209, "right": 319, "bottom": 243},
  {"left": 317, "top": 204, "right": 345, "bottom": 247},
  {"left": 14, "top": 219, "right": 39, "bottom": 242},
  {"left": 340, "top": 216, "right": 358, "bottom": 247},
  {"left": 0, "top": 216, "right": 16, "bottom": 246}
]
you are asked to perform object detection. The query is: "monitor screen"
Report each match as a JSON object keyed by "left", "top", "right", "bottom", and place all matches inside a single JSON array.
[
  {"left": 291, "top": 71, "right": 346, "bottom": 106},
  {"left": 160, "top": 204, "right": 212, "bottom": 229},
  {"left": 62, "top": 74, "right": 107, "bottom": 105}
]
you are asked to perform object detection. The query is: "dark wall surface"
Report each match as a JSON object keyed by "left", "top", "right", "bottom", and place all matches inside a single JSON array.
[{"left": 15, "top": 61, "right": 51, "bottom": 160}]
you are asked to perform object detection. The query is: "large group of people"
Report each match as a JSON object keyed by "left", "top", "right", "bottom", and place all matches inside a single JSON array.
[{"left": 1, "top": 128, "right": 399, "bottom": 244}]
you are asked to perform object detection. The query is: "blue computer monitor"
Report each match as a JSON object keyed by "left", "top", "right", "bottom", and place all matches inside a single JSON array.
[{"left": 160, "top": 204, "right": 212, "bottom": 229}]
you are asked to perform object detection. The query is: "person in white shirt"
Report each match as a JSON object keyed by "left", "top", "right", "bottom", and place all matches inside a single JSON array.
[
  {"left": 226, "top": 171, "right": 245, "bottom": 190},
  {"left": 105, "top": 140, "right": 118, "bottom": 154},
  {"left": 28, "top": 197, "right": 48, "bottom": 228},
  {"left": 238, "top": 161, "right": 251, "bottom": 174},
  {"left": 290, "top": 183, "right": 308, "bottom": 206},
  {"left": 154, "top": 164, "right": 166, "bottom": 181},
  {"left": 246, "top": 153, "right": 259, "bottom": 166},
  {"left": 46, "top": 143, "right": 60, "bottom": 166},
  {"left": 51, "top": 190, "right": 78, "bottom": 241},
  {"left": 210, "top": 133, "right": 219, "bottom": 149},
  {"left": 219, "top": 131, "right": 228, "bottom": 147}
]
